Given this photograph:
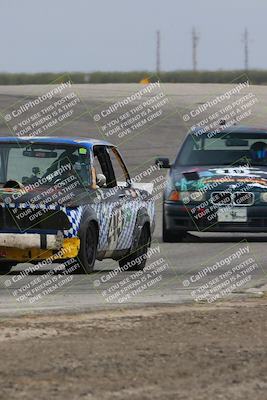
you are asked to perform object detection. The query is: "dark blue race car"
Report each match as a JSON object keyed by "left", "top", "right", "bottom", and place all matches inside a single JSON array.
[
  {"left": 0, "top": 137, "right": 155, "bottom": 273},
  {"left": 156, "top": 126, "right": 267, "bottom": 242}
]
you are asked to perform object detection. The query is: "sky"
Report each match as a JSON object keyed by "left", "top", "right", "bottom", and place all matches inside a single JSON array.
[{"left": 0, "top": 0, "right": 266, "bottom": 72}]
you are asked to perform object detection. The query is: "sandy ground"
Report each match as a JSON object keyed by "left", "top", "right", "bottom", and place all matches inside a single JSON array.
[{"left": 0, "top": 298, "right": 266, "bottom": 400}]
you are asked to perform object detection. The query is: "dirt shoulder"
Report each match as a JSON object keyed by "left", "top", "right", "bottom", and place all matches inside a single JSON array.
[{"left": 0, "top": 298, "right": 266, "bottom": 400}]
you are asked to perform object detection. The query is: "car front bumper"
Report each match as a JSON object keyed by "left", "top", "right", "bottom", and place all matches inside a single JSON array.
[
  {"left": 0, "top": 234, "right": 80, "bottom": 262},
  {"left": 164, "top": 202, "right": 267, "bottom": 233}
]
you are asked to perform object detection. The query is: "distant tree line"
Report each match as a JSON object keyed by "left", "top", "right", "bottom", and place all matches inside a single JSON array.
[{"left": 0, "top": 70, "right": 266, "bottom": 85}]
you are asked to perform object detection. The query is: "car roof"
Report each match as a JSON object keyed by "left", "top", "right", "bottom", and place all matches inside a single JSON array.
[
  {"left": 0, "top": 136, "right": 114, "bottom": 149},
  {"left": 189, "top": 125, "right": 267, "bottom": 136}
]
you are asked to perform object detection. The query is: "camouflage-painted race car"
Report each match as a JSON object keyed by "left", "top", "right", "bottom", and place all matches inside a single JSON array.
[{"left": 0, "top": 137, "right": 155, "bottom": 273}]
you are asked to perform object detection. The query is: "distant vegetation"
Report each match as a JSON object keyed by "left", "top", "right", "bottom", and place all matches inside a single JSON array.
[{"left": 0, "top": 70, "right": 267, "bottom": 85}]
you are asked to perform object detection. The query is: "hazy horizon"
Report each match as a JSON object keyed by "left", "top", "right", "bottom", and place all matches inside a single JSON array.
[{"left": 1, "top": 0, "right": 266, "bottom": 73}]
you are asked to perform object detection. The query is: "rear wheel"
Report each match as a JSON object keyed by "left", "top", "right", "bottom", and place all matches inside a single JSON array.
[
  {"left": 119, "top": 225, "right": 150, "bottom": 271},
  {"left": 0, "top": 261, "right": 16, "bottom": 274},
  {"left": 75, "top": 222, "right": 98, "bottom": 274}
]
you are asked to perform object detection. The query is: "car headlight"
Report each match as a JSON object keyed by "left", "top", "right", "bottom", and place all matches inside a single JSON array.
[
  {"left": 189, "top": 191, "right": 206, "bottom": 203},
  {"left": 260, "top": 193, "right": 267, "bottom": 202},
  {"left": 168, "top": 191, "right": 206, "bottom": 203},
  {"left": 180, "top": 191, "right": 190, "bottom": 204}
]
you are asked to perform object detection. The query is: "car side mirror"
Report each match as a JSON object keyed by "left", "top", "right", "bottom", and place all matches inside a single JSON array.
[
  {"left": 155, "top": 157, "right": 171, "bottom": 169},
  {"left": 96, "top": 173, "right": 107, "bottom": 188}
]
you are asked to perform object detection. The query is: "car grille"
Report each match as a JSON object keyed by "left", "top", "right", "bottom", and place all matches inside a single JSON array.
[{"left": 211, "top": 192, "right": 254, "bottom": 206}]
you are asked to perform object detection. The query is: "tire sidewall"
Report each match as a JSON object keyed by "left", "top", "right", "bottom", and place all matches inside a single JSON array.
[{"left": 78, "top": 219, "right": 98, "bottom": 273}]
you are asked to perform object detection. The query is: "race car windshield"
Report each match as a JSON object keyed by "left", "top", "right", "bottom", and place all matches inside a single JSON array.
[
  {"left": 176, "top": 132, "right": 267, "bottom": 167},
  {"left": 0, "top": 143, "right": 91, "bottom": 187}
]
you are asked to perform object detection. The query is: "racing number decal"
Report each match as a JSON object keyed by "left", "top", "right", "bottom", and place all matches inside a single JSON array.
[{"left": 107, "top": 206, "right": 124, "bottom": 250}]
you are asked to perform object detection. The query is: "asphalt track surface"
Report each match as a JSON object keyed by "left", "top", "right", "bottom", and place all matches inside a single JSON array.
[{"left": 0, "top": 82, "right": 266, "bottom": 315}]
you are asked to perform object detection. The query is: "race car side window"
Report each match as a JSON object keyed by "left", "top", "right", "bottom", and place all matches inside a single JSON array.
[
  {"left": 93, "top": 145, "right": 116, "bottom": 188},
  {"left": 108, "top": 147, "right": 131, "bottom": 188}
]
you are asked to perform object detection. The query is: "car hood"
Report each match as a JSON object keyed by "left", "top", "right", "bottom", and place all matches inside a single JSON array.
[{"left": 172, "top": 165, "right": 267, "bottom": 192}]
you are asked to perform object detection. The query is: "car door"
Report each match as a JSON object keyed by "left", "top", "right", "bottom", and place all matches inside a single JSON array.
[
  {"left": 106, "top": 146, "right": 139, "bottom": 251},
  {"left": 92, "top": 145, "right": 137, "bottom": 252}
]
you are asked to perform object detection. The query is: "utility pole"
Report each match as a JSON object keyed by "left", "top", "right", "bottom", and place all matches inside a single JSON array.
[
  {"left": 192, "top": 27, "right": 199, "bottom": 72},
  {"left": 242, "top": 28, "right": 249, "bottom": 71},
  {"left": 156, "top": 30, "right": 161, "bottom": 74}
]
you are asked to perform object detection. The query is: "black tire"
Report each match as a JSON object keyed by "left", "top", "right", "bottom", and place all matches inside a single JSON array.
[
  {"left": 75, "top": 222, "right": 98, "bottom": 274},
  {"left": 119, "top": 225, "right": 150, "bottom": 271},
  {"left": 162, "top": 213, "right": 186, "bottom": 243},
  {"left": 0, "top": 261, "right": 16, "bottom": 274}
]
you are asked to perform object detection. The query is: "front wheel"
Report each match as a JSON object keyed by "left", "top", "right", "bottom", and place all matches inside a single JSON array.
[
  {"left": 0, "top": 261, "right": 16, "bottom": 274},
  {"left": 119, "top": 225, "right": 150, "bottom": 271},
  {"left": 76, "top": 222, "right": 98, "bottom": 274}
]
